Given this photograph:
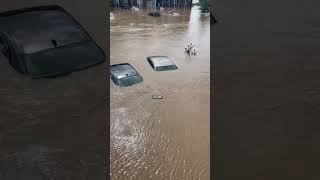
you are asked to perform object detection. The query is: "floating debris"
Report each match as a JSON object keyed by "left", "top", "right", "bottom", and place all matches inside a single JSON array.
[
  {"left": 152, "top": 95, "right": 163, "bottom": 99},
  {"left": 131, "top": 6, "right": 139, "bottom": 11},
  {"left": 191, "top": 49, "right": 196, "bottom": 56},
  {"left": 110, "top": 12, "right": 115, "bottom": 20},
  {"left": 148, "top": 12, "right": 161, "bottom": 17},
  {"left": 185, "top": 43, "right": 197, "bottom": 56},
  {"left": 169, "top": 11, "right": 180, "bottom": 16},
  {"left": 201, "top": 13, "right": 211, "bottom": 16},
  {"left": 173, "top": 13, "right": 180, "bottom": 16}
]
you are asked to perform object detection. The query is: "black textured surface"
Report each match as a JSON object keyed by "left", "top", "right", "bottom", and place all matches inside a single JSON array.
[
  {"left": 213, "top": 0, "right": 320, "bottom": 179},
  {"left": 0, "top": 0, "right": 108, "bottom": 179}
]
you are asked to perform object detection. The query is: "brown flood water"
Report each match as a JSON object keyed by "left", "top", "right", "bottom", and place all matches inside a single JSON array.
[{"left": 110, "top": 6, "right": 210, "bottom": 180}]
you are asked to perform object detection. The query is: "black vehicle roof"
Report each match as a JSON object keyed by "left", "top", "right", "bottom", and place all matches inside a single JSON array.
[
  {"left": 0, "top": 5, "right": 105, "bottom": 78},
  {"left": 0, "top": 5, "right": 65, "bottom": 16},
  {"left": 0, "top": 5, "right": 90, "bottom": 54}
]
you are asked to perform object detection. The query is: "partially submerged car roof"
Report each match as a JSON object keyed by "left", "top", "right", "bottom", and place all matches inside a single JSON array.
[
  {"left": 147, "top": 56, "right": 178, "bottom": 71},
  {"left": 147, "top": 12, "right": 161, "bottom": 17},
  {"left": 0, "top": 5, "right": 105, "bottom": 78},
  {"left": 110, "top": 63, "right": 143, "bottom": 86}
]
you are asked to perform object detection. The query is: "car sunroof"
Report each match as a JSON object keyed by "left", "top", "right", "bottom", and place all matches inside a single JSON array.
[
  {"left": 147, "top": 56, "right": 178, "bottom": 71},
  {"left": 2, "top": 10, "right": 88, "bottom": 54}
]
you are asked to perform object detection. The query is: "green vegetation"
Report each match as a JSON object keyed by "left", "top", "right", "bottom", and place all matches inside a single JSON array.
[
  {"left": 198, "top": 0, "right": 212, "bottom": 13},
  {"left": 110, "top": 0, "right": 117, "bottom": 6}
]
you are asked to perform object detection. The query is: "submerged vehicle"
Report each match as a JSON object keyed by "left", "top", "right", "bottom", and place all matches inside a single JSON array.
[
  {"left": 0, "top": 5, "right": 105, "bottom": 78},
  {"left": 119, "top": 4, "right": 131, "bottom": 10},
  {"left": 147, "top": 56, "right": 178, "bottom": 71},
  {"left": 110, "top": 63, "right": 143, "bottom": 86},
  {"left": 147, "top": 12, "right": 160, "bottom": 17}
]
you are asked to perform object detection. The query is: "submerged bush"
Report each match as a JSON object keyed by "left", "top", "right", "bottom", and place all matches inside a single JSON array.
[{"left": 199, "top": 0, "right": 211, "bottom": 13}]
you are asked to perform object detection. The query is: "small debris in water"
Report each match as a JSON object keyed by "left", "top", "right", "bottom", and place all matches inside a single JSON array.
[
  {"left": 169, "top": 11, "right": 180, "bottom": 16},
  {"left": 152, "top": 95, "right": 163, "bottom": 99},
  {"left": 185, "top": 43, "right": 197, "bottom": 56},
  {"left": 131, "top": 6, "right": 139, "bottom": 11},
  {"left": 148, "top": 12, "right": 161, "bottom": 17},
  {"left": 110, "top": 12, "right": 115, "bottom": 20}
]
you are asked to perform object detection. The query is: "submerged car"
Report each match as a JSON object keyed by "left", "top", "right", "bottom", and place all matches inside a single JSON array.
[
  {"left": 0, "top": 5, "right": 105, "bottom": 78},
  {"left": 110, "top": 63, "right": 143, "bottom": 86},
  {"left": 119, "top": 4, "right": 131, "bottom": 10},
  {"left": 147, "top": 56, "right": 178, "bottom": 71},
  {"left": 147, "top": 12, "right": 160, "bottom": 17}
]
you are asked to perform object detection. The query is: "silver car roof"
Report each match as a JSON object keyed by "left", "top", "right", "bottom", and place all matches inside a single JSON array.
[
  {"left": 110, "top": 63, "right": 140, "bottom": 79},
  {"left": 147, "top": 56, "right": 176, "bottom": 68}
]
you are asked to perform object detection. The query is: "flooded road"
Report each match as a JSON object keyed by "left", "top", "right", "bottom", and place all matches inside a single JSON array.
[{"left": 110, "top": 6, "right": 210, "bottom": 180}]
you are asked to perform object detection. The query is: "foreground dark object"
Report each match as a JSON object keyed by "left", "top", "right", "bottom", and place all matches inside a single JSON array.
[
  {"left": 147, "top": 12, "right": 161, "bottom": 17},
  {"left": 211, "top": 13, "right": 217, "bottom": 24},
  {"left": 0, "top": 1, "right": 107, "bottom": 179},
  {"left": 0, "top": 5, "right": 105, "bottom": 78},
  {"left": 214, "top": 0, "right": 320, "bottom": 179},
  {"left": 147, "top": 56, "right": 178, "bottom": 71},
  {"left": 110, "top": 63, "right": 143, "bottom": 86}
]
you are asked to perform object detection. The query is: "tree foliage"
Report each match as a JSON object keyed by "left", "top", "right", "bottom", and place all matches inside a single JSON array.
[
  {"left": 199, "top": 0, "right": 211, "bottom": 13},
  {"left": 110, "top": 0, "right": 117, "bottom": 6}
]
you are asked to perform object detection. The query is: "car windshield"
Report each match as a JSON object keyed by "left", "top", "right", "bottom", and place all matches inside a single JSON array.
[
  {"left": 5, "top": 10, "right": 89, "bottom": 54},
  {"left": 24, "top": 41, "right": 104, "bottom": 77},
  {"left": 156, "top": 65, "right": 177, "bottom": 71},
  {"left": 117, "top": 76, "right": 143, "bottom": 86}
]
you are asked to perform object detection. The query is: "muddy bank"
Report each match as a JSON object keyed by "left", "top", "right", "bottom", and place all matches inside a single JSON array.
[
  {"left": 214, "top": 0, "right": 320, "bottom": 179},
  {"left": 0, "top": 0, "right": 108, "bottom": 179},
  {"left": 110, "top": 7, "right": 210, "bottom": 179}
]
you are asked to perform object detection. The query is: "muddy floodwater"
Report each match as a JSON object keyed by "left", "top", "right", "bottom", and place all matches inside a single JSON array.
[{"left": 110, "top": 6, "right": 210, "bottom": 180}]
